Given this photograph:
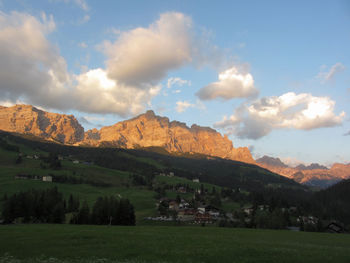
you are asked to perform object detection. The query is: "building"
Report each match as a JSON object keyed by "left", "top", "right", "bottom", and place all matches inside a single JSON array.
[
  {"left": 177, "top": 209, "right": 196, "bottom": 221},
  {"left": 169, "top": 201, "right": 179, "bottom": 211},
  {"left": 42, "top": 176, "right": 53, "bottom": 182},
  {"left": 195, "top": 212, "right": 212, "bottom": 224},
  {"left": 192, "top": 179, "right": 200, "bottom": 183}
]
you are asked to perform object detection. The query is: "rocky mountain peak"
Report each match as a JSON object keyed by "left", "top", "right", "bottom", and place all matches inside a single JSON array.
[
  {"left": 0, "top": 104, "right": 84, "bottom": 144},
  {"left": 0, "top": 104, "right": 256, "bottom": 164},
  {"left": 256, "top": 155, "right": 288, "bottom": 168}
]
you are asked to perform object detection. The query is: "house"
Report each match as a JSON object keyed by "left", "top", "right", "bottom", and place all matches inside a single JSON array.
[
  {"left": 177, "top": 186, "right": 187, "bottom": 193},
  {"left": 207, "top": 207, "right": 220, "bottom": 218},
  {"left": 197, "top": 206, "right": 206, "bottom": 214},
  {"left": 195, "top": 212, "right": 212, "bottom": 224},
  {"left": 169, "top": 172, "right": 174, "bottom": 177},
  {"left": 192, "top": 179, "right": 200, "bottom": 183},
  {"left": 243, "top": 207, "right": 254, "bottom": 215},
  {"left": 42, "top": 176, "right": 53, "bottom": 182},
  {"left": 168, "top": 201, "right": 179, "bottom": 211},
  {"left": 15, "top": 174, "right": 29, "bottom": 180},
  {"left": 179, "top": 201, "right": 190, "bottom": 209},
  {"left": 327, "top": 222, "right": 345, "bottom": 233},
  {"left": 178, "top": 209, "right": 196, "bottom": 221},
  {"left": 73, "top": 160, "right": 79, "bottom": 164}
]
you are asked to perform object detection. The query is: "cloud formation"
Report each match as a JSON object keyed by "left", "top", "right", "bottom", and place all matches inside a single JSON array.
[
  {"left": 196, "top": 66, "right": 258, "bottom": 100},
  {"left": 175, "top": 99, "right": 205, "bottom": 113},
  {"left": 51, "top": 0, "right": 89, "bottom": 11},
  {"left": 176, "top": 101, "right": 195, "bottom": 113},
  {"left": 103, "top": 12, "right": 193, "bottom": 86},
  {"left": 317, "top": 62, "right": 345, "bottom": 82},
  {"left": 167, "top": 77, "right": 191, "bottom": 89},
  {"left": 0, "top": 11, "right": 161, "bottom": 116},
  {"left": 215, "top": 92, "right": 345, "bottom": 139}
]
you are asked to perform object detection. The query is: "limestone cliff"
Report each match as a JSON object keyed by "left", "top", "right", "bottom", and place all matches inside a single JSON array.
[
  {"left": 0, "top": 104, "right": 84, "bottom": 144},
  {"left": 84, "top": 110, "right": 255, "bottom": 164},
  {"left": 0, "top": 105, "right": 255, "bottom": 164}
]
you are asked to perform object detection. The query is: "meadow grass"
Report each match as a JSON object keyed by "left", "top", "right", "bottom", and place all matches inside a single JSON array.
[{"left": 0, "top": 224, "right": 349, "bottom": 263}]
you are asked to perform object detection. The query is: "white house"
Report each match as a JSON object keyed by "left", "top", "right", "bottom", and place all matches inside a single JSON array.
[{"left": 42, "top": 176, "right": 53, "bottom": 182}]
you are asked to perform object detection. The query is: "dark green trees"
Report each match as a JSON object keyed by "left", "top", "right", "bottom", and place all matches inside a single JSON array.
[
  {"left": 2, "top": 187, "right": 65, "bottom": 224},
  {"left": 72, "top": 196, "right": 135, "bottom": 226}
]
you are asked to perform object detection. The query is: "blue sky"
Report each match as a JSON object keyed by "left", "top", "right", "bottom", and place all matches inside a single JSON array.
[{"left": 0, "top": 0, "right": 349, "bottom": 166}]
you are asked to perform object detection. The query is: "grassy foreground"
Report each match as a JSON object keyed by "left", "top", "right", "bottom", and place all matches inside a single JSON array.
[{"left": 0, "top": 225, "right": 350, "bottom": 263}]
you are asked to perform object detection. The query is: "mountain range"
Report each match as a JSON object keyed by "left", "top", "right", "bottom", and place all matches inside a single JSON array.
[
  {"left": 256, "top": 156, "right": 350, "bottom": 188},
  {"left": 1, "top": 104, "right": 349, "bottom": 187}
]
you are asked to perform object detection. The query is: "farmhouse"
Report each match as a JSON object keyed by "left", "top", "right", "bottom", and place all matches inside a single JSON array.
[
  {"left": 177, "top": 209, "right": 196, "bottom": 221},
  {"left": 195, "top": 212, "right": 212, "bottom": 224},
  {"left": 42, "top": 176, "right": 53, "bottom": 182}
]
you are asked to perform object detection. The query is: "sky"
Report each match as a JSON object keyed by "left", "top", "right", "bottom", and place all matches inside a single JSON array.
[{"left": 0, "top": 0, "right": 349, "bottom": 166}]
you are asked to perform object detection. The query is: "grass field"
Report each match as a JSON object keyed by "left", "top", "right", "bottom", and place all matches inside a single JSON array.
[{"left": 0, "top": 224, "right": 349, "bottom": 263}]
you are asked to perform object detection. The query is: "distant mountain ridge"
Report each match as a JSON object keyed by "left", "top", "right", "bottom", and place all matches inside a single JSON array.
[
  {"left": 256, "top": 155, "right": 288, "bottom": 168},
  {"left": 0, "top": 104, "right": 255, "bottom": 164},
  {"left": 257, "top": 155, "right": 350, "bottom": 188}
]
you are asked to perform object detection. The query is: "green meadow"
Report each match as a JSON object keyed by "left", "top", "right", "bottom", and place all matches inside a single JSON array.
[{"left": 0, "top": 224, "right": 349, "bottom": 263}]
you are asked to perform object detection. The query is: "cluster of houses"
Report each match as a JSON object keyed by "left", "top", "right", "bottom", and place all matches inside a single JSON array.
[{"left": 146, "top": 198, "right": 222, "bottom": 224}]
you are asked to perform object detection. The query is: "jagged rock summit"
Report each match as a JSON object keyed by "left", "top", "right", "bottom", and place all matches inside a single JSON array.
[
  {"left": 84, "top": 110, "right": 255, "bottom": 164},
  {"left": 0, "top": 104, "right": 84, "bottom": 144},
  {"left": 0, "top": 105, "right": 255, "bottom": 164}
]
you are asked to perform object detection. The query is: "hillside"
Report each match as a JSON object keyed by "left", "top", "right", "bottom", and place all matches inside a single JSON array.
[
  {"left": 0, "top": 130, "right": 311, "bottom": 224},
  {"left": 2, "top": 130, "right": 350, "bottom": 228}
]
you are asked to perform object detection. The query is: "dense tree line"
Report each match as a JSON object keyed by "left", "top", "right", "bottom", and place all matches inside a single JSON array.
[
  {"left": 312, "top": 179, "right": 350, "bottom": 226},
  {"left": 1, "top": 188, "right": 135, "bottom": 226},
  {"left": 71, "top": 196, "right": 135, "bottom": 226},
  {"left": 2, "top": 187, "right": 66, "bottom": 223}
]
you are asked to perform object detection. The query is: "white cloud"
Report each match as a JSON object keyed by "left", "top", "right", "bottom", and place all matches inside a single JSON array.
[
  {"left": 167, "top": 77, "right": 191, "bottom": 89},
  {"left": 51, "top": 0, "right": 89, "bottom": 11},
  {"left": 175, "top": 99, "right": 205, "bottom": 113},
  {"left": 0, "top": 11, "right": 160, "bottom": 117},
  {"left": 73, "top": 68, "right": 161, "bottom": 115},
  {"left": 215, "top": 92, "right": 345, "bottom": 139},
  {"left": 103, "top": 12, "right": 193, "bottom": 86},
  {"left": 176, "top": 101, "right": 195, "bottom": 113},
  {"left": 0, "top": 11, "right": 71, "bottom": 110},
  {"left": 78, "top": 42, "right": 88, "bottom": 48},
  {"left": 317, "top": 62, "right": 345, "bottom": 82},
  {"left": 74, "top": 0, "right": 89, "bottom": 11},
  {"left": 280, "top": 157, "right": 306, "bottom": 168},
  {"left": 78, "top": 14, "right": 90, "bottom": 24},
  {"left": 196, "top": 66, "right": 258, "bottom": 100}
]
